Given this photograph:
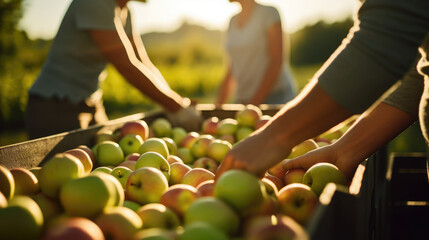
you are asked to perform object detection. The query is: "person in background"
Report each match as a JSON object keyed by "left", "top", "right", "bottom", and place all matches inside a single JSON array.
[
  {"left": 216, "top": 0, "right": 429, "bottom": 180},
  {"left": 26, "top": 0, "right": 201, "bottom": 139},
  {"left": 216, "top": 0, "right": 297, "bottom": 105}
]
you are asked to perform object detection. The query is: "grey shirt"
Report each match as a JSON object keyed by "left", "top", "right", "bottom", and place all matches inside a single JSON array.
[
  {"left": 29, "top": 0, "right": 132, "bottom": 103},
  {"left": 226, "top": 3, "right": 296, "bottom": 104}
]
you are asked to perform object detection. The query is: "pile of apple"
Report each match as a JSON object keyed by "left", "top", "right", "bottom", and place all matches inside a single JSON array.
[{"left": 0, "top": 105, "right": 351, "bottom": 240}]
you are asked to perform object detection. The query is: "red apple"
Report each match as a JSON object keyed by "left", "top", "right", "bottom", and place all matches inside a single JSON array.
[
  {"left": 201, "top": 116, "right": 219, "bottom": 135},
  {"left": 243, "top": 214, "right": 308, "bottom": 240},
  {"left": 169, "top": 162, "right": 192, "bottom": 186},
  {"left": 166, "top": 155, "right": 183, "bottom": 165},
  {"left": 284, "top": 168, "right": 306, "bottom": 186},
  {"left": 179, "top": 131, "right": 199, "bottom": 149},
  {"left": 264, "top": 173, "right": 284, "bottom": 190},
  {"left": 181, "top": 168, "right": 215, "bottom": 188},
  {"left": 77, "top": 145, "right": 96, "bottom": 166},
  {"left": 65, "top": 148, "right": 93, "bottom": 174},
  {"left": 42, "top": 217, "right": 105, "bottom": 240},
  {"left": 120, "top": 120, "right": 149, "bottom": 141},
  {"left": 124, "top": 153, "right": 140, "bottom": 161},
  {"left": 160, "top": 184, "right": 200, "bottom": 218},
  {"left": 0, "top": 165, "right": 15, "bottom": 200},
  {"left": 193, "top": 157, "right": 218, "bottom": 174},
  {"left": 195, "top": 180, "right": 215, "bottom": 197},
  {"left": 267, "top": 159, "right": 288, "bottom": 183},
  {"left": 10, "top": 168, "right": 39, "bottom": 196},
  {"left": 118, "top": 160, "right": 136, "bottom": 171},
  {"left": 218, "top": 134, "right": 236, "bottom": 145}
]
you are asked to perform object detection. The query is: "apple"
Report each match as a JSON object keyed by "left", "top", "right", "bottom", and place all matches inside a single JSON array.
[
  {"left": 243, "top": 214, "right": 308, "bottom": 240},
  {"left": 201, "top": 116, "right": 219, "bottom": 135},
  {"left": 160, "top": 184, "right": 200, "bottom": 218},
  {"left": 0, "top": 192, "right": 7, "bottom": 208},
  {"left": 39, "top": 153, "right": 85, "bottom": 198},
  {"left": 119, "top": 160, "right": 136, "bottom": 171},
  {"left": 138, "top": 137, "right": 169, "bottom": 159},
  {"left": 126, "top": 167, "right": 169, "bottom": 205},
  {"left": 91, "top": 166, "right": 113, "bottom": 174},
  {"left": 31, "top": 192, "right": 62, "bottom": 224},
  {"left": 195, "top": 180, "right": 215, "bottom": 197},
  {"left": 268, "top": 159, "right": 288, "bottom": 182},
  {"left": 284, "top": 168, "right": 306, "bottom": 185},
  {"left": 218, "top": 134, "right": 236, "bottom": 145},
  {"left": 206, "top": 139, "right": 232, "bottom": 163},
  {"left": 318, "top": 128, "right": 343, "bottom": 142},
  {"left": 277, "top": 183, "right": 319, "bottom": 225},
  {"left": 235, "top": 104, "right": 262, "bottom": 128},
  {"left": 94, "top": 130, "right": 117, "bottom": 144},
  {"left": 181, "top": 168, "right": 215, "bottom": 188},
  {"left": 134, "top": 228, "right": 176, "bottom": 240},
  {"left": 255, "top": 115, "right": 272, "bottom": 130},
  {"left": 177, "top": 147, "right": 195, "bottom": 165},
  {"left": 261, "top": 177, "right": 279, "bottom": 196},
  {"left": 121, "top": 120, "right": 150, "bottom": 141},
  {"left": 190, "top": 134, "right": 214, "bottom": 159},
  {"left": 123, "top": 200, "right": 141, "bottom": 212},
  {"left": 92, "top": 141, "right": 124, "bottom": 167},
  {"left": 162, "top": 137, "right": 178, "bottom": 156},
  {"left": 60, "top": 173, "right": 118, "bottom": 218},
  {"left": 136, "top": 203, "right": 180, "bottom": 230},
  {"left": 119, "top": 134, "right": 144, "bottom": 156},
  {"left": 95, "top": 206, "right": 143, "bottom": 240},
  {"left": 110, "top": 166, "right": 133, "bottom": 188},
  {"left": 214, "top": 169, "right": 265, "bottom": 215},
  {"left": 217, "top": 118, "right": 238, "bottom": 137},
  {"left": 166, "top": 155, "right": 183, "bottom": 165},
  {"left": 10, "top": 168, "right": 40, "bottom": 196},
  {"left": 150, "top": 118, "right": 172, "bottom": 138},
  {"left": 96, "top": 172, "right": 125, "bottom": 207},
  {"left": 193, "top": 157, "right": 218, "bottom": 174},
  {"left": 0, "top": 165, "right": 15, "bottom": 199},
  {"left": 288, "top": 139, "right": 319, "bottom": 159},
  {"left": 263, "top": 173, "right": 284, "bottom": 190},
  {"left": 171, "top": 127, "right": 188, "bottom": 146},
  {"left": 42, "top": 216, "right": 104, "bottom": 240},
  {"left": 29, "top": 166, "right": 42, "bottom": 180},
  {"left": 77, "top": 145, "right": 97, "bottom": 166},
  {"left": 184, "top": 196, "right": 240, "bottom": 236},
  {"left": 135, "top": 152, "right": 170, "bottom": 180},
  {"left": 302, "top": 162, "right": 347, "bottom": 196},
  {"left": 235, "top": 126, "right": 254, "bottom": 142},
  {"left": 179, "top": 131, "right": 199, "bottom": 149},
  {"left": 169, "top": 162, "right": 192, "bottom": 186},
  {"left": 179, "top": 221, "right": 229, "bottom": 240},
  {"left": 65, "top": 148, "right": 93, "bottom": 174},
  {"left": 124, "top": 153, "right": 140, "bottom": 161},
  {"left": 0, "top": 196, "right": 44, "bottom": 240}
]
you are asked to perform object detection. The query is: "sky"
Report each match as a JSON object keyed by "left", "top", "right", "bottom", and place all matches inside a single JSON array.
[{"left": 19, "top": 0, "right": 360, "bottom": 40}]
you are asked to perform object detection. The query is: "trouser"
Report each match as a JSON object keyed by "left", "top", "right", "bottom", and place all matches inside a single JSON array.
[{"left": 26, "top": 94, "right": 108, "bottom": 139}]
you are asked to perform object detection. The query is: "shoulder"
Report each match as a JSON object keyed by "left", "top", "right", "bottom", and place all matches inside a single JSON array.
[{"left": 258, "top": 4, "right": 280, "bottom": 16}]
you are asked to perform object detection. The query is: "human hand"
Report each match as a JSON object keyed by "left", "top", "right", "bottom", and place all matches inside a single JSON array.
[{"left": 166, "top": 103, "right": 202, "bottom": 132}]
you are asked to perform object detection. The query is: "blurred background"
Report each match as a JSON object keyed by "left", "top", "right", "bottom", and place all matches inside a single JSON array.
[{"left": 0, "top": 0, "right": 425, "bottom": 153}]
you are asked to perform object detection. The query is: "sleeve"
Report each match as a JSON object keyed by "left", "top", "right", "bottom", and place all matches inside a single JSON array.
[
  {"left": 262, "top": 6, "right": 281, "bottom": 29},
  {"left": 74, "top": 0, "right": 116, "bottom": 30},
  {"left": 316, "top": 0, "right": 429, "bottom": 114},
  {"left": 382, "top": 60, "right": 424, "bottom": 118}
]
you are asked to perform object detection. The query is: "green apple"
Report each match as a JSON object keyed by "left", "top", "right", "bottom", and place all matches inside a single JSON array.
[
  {"left": 193, "top": 157, "right": 218, "bottom": 174},
  {"left": 302, "top": 162, "right": 347, "bottom": 196},
  {"left": 190, "top": 134, "right": 214, "bottom": 159},
  {"left": 160, "top": 184, "right": 200, "bottom": 218},
  {"left": 119, "top": 134, "right": 144, "bottom": 156},
  {"left": 110, "top": 166, "right": 133, "bottom": 188},
  {"left": 235, "top": 126, "right": 254, "bottom": 142},
  {"left": 93, "top": 141, "right": 124, "bottom": 167},
  {"left": 123, "top": 200, "right": 141, "bottom": 212},
  {"left": 135, "top": 152, "right": 170, "bottom": 181},
  {"left": 10, "top": 168, "right": 40, "bottom": 196},
  {"left": 95, "top": 206, "right": 143, "bottom": 240},
  {"left": 169, "top": 162, "right": 192, "bottom": 186},
  {"left": 235, "top": 104, "right": 262, "bottom": 128},
  {"left": 31, "top": 192, "right": 62, "bottom": 224},
  {"left": 206, "top": 139, "right": 232, "bottom": 163},
  {"left": 138, "top": 137, "right": 169, "bottom": 159},
  {"left": 0, "top": 165, "right": 15, "bottom": 200},
  {"left": 171, "top": 127, "right": 188, "bottom": 146},
  {"left": 120, "top": 120, "right": 150, "bottom": 141},
  {"left": 65, "top": 148, "right": 93, "bottom": 174},
  {"left": 95, "top": 172, "right": 125, "bottom": 207},
  {"left": 214, "top": 169, "right": 265, "bottom": 215},
  {"left": 59, "top": 174, "right": 117, "bottom": 218},
  {"left": 162, "top": 137, "right": 178, "bottom": 156},
  {"left": 39, "top": 153, "right": 85, "bottom": 198},
  {"left": 42, "top": 216, "right": 105, "bottom": 240},
  {"left": 0, "top": 195, "right": 44, "bottom": 240},
  {"left": 184, "top": 197, "right": 240, "bottom": 236},
  {"left": 177, "top": 147, "right": 195, "bottom": 165},
  {"left": 277, "top": 183, "right": 318, "bottom": 225},
  {"left": 126, "top": 167, "right": 169, "bottom": 205},
  {"left": 288, "top": 139, "right": 319, "bottom": 159},
  {"left": 91, "top": 166, "right": 113, "bottom": 174},
  {"left": 134, "top": 228, "right": 176, "bottom": 240},
  {"left": 217, "top": 118, "right": 238, "bottom": 137},
  {"left": 150, "top": 118, "right": 172, "bottom": 138},
  {"left": 179, "top": 221, "right": 229, "bottom": 240},
  {"left": 181, "top": 168, "right": 215, "bottom": 188},
  {"left": 136, "top": 203, "right": 180, "bottom": 230}
]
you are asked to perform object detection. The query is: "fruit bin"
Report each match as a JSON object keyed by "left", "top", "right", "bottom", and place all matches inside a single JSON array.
[{"left": 0, "top": 103, "right": 392, "bottom": 239}]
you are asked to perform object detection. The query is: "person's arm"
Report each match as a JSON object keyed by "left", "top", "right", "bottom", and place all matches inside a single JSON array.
[
  {"left": 247, "top": 21, "right": 283, "bottom": 105},
  {"left": 216, "top": 65, "right": 235, "bottom": 105},
  {"left": 216, "top": 79, "right": 352, "bottom": 178}
]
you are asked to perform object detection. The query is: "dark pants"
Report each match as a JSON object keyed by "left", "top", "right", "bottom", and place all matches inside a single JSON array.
[{"left": 26, "top": 95, "right": 108, "bottom": 139}]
